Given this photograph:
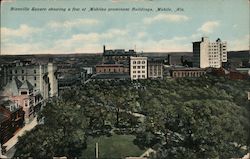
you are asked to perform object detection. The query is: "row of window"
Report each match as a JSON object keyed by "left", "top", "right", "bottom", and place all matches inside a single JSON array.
[
  {"left": 9, "top": 69, "right": 37, "bottom": 74},
  {"left": 10, "top": 76, "right": 37, "bottom": 81},
  {"left": 132, "top": 60, "right": 146, "bottom": 64},
  {"left": 132, "top": 70, "right": 146, "bottom": 73},
  {"left": 132, "top": 66, "right": 146, "bottom": 69},
  {"left": 132, "top": 75, "right": 146, "bottom": 78}
]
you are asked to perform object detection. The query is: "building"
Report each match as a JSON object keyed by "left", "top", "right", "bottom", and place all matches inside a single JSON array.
[
  {"left": 235, "top": 68, "right": 250, "bottom": 76},
  {"left": 90, "top": 73, "right": 130, "bottom": 81},
  {"left": 0, "top": 78, "right": 43, "bottom": 123},
  {"left": 148, "top": 58, "right": 163, "bottom": 79},
  {"left": 193, "top": 37, "right": 227, "bottom": 68},
  {"left": 248, "top": 92, "right": 250, "bottom": 100},
  {"left": 130, "top": 57, "right": 147, "bottom": 80},
  {"left": 95, "top": 64, "right": 129, "bottom": 74},
  {"left": 2, "top": 60, "right": 58, "bottom": 99},
  {"left": 102, "top": 45, "right": 136, "bottom": 64},
  {"left": 170, "top": 67, "right": 206, "bottom": 78},
  {"left": 0, "top": 99, "right": 24, "bottom": 144}
]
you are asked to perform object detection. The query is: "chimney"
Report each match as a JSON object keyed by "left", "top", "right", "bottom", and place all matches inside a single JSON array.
[{"left": 103, "top": 45, "right": 106, "bottom": 53}]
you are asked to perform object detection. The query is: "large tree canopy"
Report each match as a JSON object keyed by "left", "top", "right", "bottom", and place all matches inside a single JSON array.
[{"left": 14, "top": 75, "right": 250, "bottom": 158}]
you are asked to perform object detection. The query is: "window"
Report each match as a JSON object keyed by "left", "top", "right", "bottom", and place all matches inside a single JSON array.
[
  {"left": 137, "top": 66, "right": 141, "bottom": 69},
  {"left": 22, "top": 76, "right": 24, "bottom": 80},
  {"left": 133, "top": 75, "right": 136, "bottom": 78},
  {"left": 15, "top": 70, "right": 17, "bottom": 74},
  {"left": 137, "top": 61, "right": 141, "bottom": 64},
  {"left": 142, "top": 66, "right": 145, "bottom": 69},
  {"left": 138, "top": 75, "right": 141, "bottom": 78},
  {"left": 133, "top": 71, "right": 136, "bottom": 73},
  {"left": 142, "top": 61, "right": 145, "bottom": 64},
  {"left": 142, "top": 75, "right": 145, "bottom": 78},
  {"left": 138, "top": 71, "right": 141, "bottom": 73},
  {"left": 22, "top": 70, "right": 24, "bottom": 74},
  {"left": 34, "top": 83, "right": 37, "bottom": 87},
  {"left": 34, "top": 70, "right": 36, "bottom": 74},
  {"left": 9, "top": 70, "right": 12, "bottom": 74},
  {"left": 133, "top": 61, "right": 136, "bottom": 64},
  {"left": 21, "top": 91, "right": 27, "bottom": 95},
  {"left": 142, "top": 71, "right": 145, "bottom": 73},
  {"left": 133, "top": 66, "right": 136, "bottom": 69},
  {"left": 34, "top": 76, "right": 36, "bottom": 80}
]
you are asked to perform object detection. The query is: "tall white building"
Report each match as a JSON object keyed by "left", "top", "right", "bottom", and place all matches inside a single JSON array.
[
  {"left": 130, "top": 56, "right": 147, "bottom": 80},
  {"left": 193, "top": 37, "right": 227, "bottom": 68}
]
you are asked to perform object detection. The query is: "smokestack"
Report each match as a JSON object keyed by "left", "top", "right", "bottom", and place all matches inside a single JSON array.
[{"left": 103, "top": 45, "right": 106, "bottom": 53}]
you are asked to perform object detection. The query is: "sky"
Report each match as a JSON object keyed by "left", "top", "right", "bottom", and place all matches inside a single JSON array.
[{"left": 1, "top": 0, "right": 249, "bottom": 55}]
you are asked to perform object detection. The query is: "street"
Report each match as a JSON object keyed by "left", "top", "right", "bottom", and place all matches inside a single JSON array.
[{"left": 3, "top": 117, "right": 38, "bottom": 158}]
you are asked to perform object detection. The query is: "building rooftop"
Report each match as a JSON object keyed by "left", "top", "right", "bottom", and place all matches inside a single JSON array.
[
  {"left": 171, "top": 67, "right": 205, "bottom": 71},
  {"left": 91, "top": 73, "right": 130, "bottom": 80},
  {"left": 103, "top": 49, "right": 136, "bottom": 56},
  {"left": 19, "top": 80, "right": 34, "bottom": 90},
  {"left": 96, "top": 64, "right": 125, "bottom": 67}
]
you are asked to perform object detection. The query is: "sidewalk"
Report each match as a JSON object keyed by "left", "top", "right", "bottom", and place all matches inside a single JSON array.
[{"left": 3, "top": 117, "right": 38, "bottom": 151}]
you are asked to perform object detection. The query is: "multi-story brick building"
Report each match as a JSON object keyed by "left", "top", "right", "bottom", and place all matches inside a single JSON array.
[
  {"left": 0, "top": 98, "right": 24, "bottom": 144},
  {"left": 130, "top": 56, "right": 147, "bottom": 80},
  {"left": 95, "top": 64, "right": 129, "bottom": 74},
  {"left": 102, "top": 45, "right": 136, "bottom": 64},
  {"left": 170, "top": 67, "right": 206, "bottom": 78},
  {"left": 193, "top": 37, "right": 227, "bottom": 68}
]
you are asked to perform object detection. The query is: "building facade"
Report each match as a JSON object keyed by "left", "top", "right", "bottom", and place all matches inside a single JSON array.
[
  {"left": 170, "top": 67, "right": 206, "bottom": 78},
  {"left": 0, "top": 99, "right": 24, "bottom": 144},
  {"left": 130, "top": 57, "right": 147, "bottom": 80},
  {"left": 2, "top": 61, "right": 58, "bottom": 99},
  {"left": 148, "top": 59, "right": 163, "bottom": 79},
  {"left": 96, "top": 64, "right": 129, "bottom": 74},
  {"left": 1, "top": 78, "right": 43, "bottom": 123},
  {"left": 102, "top": 45, "right": 136, "bottom": 64},
  {"left": 193, "top": 37, "right": 227, "bottom": 68}
]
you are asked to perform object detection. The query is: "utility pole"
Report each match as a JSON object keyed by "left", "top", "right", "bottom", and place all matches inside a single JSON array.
[{"left": 95, "top": 142, "right": 99, "bottom": 159}]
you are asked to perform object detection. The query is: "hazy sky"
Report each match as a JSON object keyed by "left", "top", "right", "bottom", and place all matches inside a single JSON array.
[{"left": 1, "top": 0, "right": 249, "bottom": 55}]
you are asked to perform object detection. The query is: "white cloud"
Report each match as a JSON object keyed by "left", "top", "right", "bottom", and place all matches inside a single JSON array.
[
  {"left": 143, "top": 14, "right": 190, "bottom": 24},
  {"left": 198, "top": 21, "right": 220, "bottom": 34},
  {"left": 1, "top": 42, "right": 43, "bottom": 54},
  {"left": 1, "top": 24, "right": 41, "bottom": 38},
  {"left": 228, "top": 34, "right": 249, "bottom": 51},
  {"left": 47, "top": 18, "right": 99, "bottom": 29}
]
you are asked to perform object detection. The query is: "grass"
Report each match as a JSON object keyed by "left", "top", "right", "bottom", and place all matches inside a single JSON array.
[{"left": 81, "top": 134, "right": 145, "bottom": 159}]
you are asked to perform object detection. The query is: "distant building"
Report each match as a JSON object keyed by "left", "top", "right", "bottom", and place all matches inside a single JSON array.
[
  {"left": 82, "top": 67, "right": 93, "bottom": 75},
  {"left": 193, "top": 37, "right": 227, "bottom": 68},
  {"left": 148, "top": 58, "right": 163, "bottom": 79},
  {"left": 96, "top": 64, "right": 129, "bottom": 74},
  {"left": 102, "top": 45, "right": 136, "bottom": 64},
  {"left": 170, "top": 67, "right": 206, "bottom": 78},
  {"left": 235, "top": 68, "right": 250, "bottom": 76},
  {"left": 130, "top": 57, "right": 147, "bottom": 80},
  {"left": 90, "top": 73, "right": 130, "bottom": 81},
  {"left": 248, "top": 92, "right": 250, "bottom": 100},
  {"left": 0, "top": 99, "right": 24, "bottom": 144},
  {"left": 2, "top": 60, "right": 58, "bottom": 98}
]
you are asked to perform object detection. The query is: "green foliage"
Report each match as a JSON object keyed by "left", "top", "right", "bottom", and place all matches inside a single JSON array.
[{"left": 14, "top": 76, "right": 250, "bottom": 158}]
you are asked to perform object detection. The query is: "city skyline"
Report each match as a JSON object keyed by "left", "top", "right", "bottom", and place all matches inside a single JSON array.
[{"left": 1, "top": 0, "right": 249, "bottom": 55}]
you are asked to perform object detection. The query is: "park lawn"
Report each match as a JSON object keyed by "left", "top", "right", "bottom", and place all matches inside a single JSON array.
[{"left": 81, "top": 134, "right": 145, "bottom": 159}]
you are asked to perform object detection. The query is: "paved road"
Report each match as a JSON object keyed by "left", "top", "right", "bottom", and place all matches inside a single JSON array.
[{"left": 3, "top": 117, "right": 38, "bottom": 157}]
